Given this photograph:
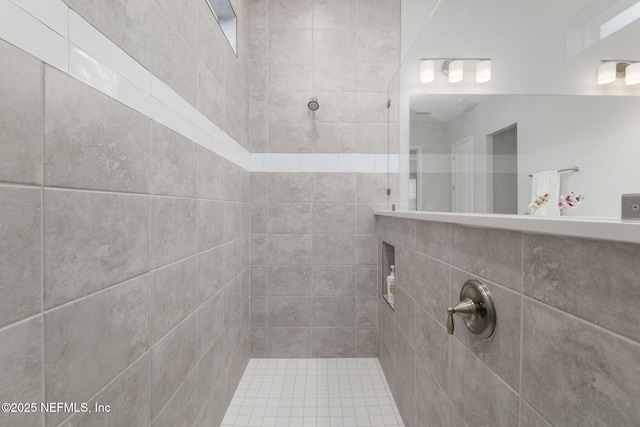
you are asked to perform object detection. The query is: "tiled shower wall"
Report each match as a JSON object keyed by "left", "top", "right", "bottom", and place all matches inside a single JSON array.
[
  {"left": 0, "top": 0, "right": 252, "bottom": 426},
  {"left": 247, "top": 0, "right": 401, "bottom": 358},
  {"left": 377, "top": 216, "right": 640, "bottom": 427},
  {"left": 249, "top": 172, "right": 388, "bottom": 357}
]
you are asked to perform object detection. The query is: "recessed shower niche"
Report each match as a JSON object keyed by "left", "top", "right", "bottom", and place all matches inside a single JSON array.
[{"left": 381, "top": 241, "right": 395, "bottom": 310}]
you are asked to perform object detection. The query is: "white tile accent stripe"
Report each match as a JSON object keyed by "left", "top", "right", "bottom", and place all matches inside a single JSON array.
[
  {"left": 222, "top": 358, "right": 405, "bottom": 427},
  {"left": 1, "top": 0, "right": 393, "bottom": 174}
]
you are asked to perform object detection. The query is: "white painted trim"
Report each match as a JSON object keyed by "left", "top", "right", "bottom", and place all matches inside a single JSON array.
[
  {"left": 250, "top": 153, "right": 392, "bottom": 173},
  {"left": 375, "top": 210, "right": 640, "bottom": 244}
]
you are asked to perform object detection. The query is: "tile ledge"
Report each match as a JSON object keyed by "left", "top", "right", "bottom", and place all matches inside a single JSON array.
[{"left": 374, "top": 210, "right": 640, "bottom": 244}]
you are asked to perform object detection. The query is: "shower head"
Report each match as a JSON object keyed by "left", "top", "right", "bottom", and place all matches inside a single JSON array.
[{"left": 308, "top": 97, "right": 319, "bottom": 111}]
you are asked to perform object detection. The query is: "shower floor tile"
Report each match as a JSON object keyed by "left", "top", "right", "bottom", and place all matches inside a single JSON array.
[{"left": 221, "top": 358, "right": 405, "bottom": 427}]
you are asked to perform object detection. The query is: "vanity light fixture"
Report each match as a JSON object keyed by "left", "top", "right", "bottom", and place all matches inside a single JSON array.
[
  {"left": 420, "top": 58, "right": 491, "bottom": 84},
  {"left": 597, "top": 60, "right": 640, "bottom": 85}
]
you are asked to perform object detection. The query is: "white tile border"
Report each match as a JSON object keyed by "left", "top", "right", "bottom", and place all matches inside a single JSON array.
[{"left": 1, "top": 0, "right": 393, "bottom": 174}]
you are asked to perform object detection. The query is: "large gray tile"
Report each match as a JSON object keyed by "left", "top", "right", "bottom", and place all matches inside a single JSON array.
[
  {"left": 523, "top": 233, "right": 640, "bottom": 342},
  {"left": 45, "top": 275, "right": 149, "bottom": 426},
  {"left": 61, "top": 354, "right": 151, "bottom": 427},
  {"left": 395, "top": 286, "right": 415, "bottom": 345},
  {"left": 198, "top": 333, "right": 227, "bottom": 402},
  {"left": 64, "top": 0, "right": 151, "bottom": 67},
  {"left": 312, "top": 328, "right": 355, "bottom": 357},
  {"left": 0, "top": 317, "right": 43, "bottom": 427},
  {"left": 268, "top": 90, "right": 315, "bottom": 123},
  {"left": 268, "top": 328, "right": 312, "bottom": 357},
  {"left": 268, "top": 173, "right": 314, "bottom": 203},
  {"left": 313, "top": 30, "right": 356, "bottom": 61},
  {"left": 197, "top": 62, "right": 226, "bottom": 132},
  {"left": 356, "top": 296, "right": 378, "bottom": 328},
  {"left": 196, "top": 374, "right": 228, "bottom": 427},
  {"left": 149, "top": 3, "right": 197, "bottom": 104},
  {"left": 450, "top": 269, "right": 521, "bottom": 389},
  {"left": 269, "top": 122, "right": 313, "bottom": 152},
  {"left": 313, "top": 173, "right": 356, "bottom": 203},
  {"left": 356, "top": 265, "right": 378, "bottom": 296},
  {"left": 223, "top": 237, "right": 250, "bottom": 282},
  {"left": 312, "top": 266, "right": 356, "bottom": 296},
  {"left": 268, "top": 0, "right": 312, "bottom": 29},
  {"left": 393, "top": 327, "right": 415, "bottom": 426},
  {"left": 356, "top": 234, "right": 378, "bottom": 265},
  {"left": 449, "top": 339, "right": 519, "bottom": 427},
  {"left": 312, "top": 235, "right": 355, "bottom": 265},
  {"left": 414, "top": 305, "right": 448, "bottom": 392},
  {"left": 521, "top": 299, "right": 640, "bottom": 426},
  {"left": 520, "top": 400, "right": 553, "bottom": 427},
  {"left": 416, "top": 221, "right": 451, "bottom": 262},
  {"left": 150, "top": 197, "right": 197, "bottom": 269},
  {"left": 355, "top": 327, "right": 377, "bottom": 357},
  {"left": 0, "top": 187, "right": 41, "bottom": 327},
  {"left": 268, "top": 296, "right": 311, "bottom": 327},
  {"left": 356, "top": 203, "right": 386, "bottom": 235},
  {"left": 197, "top": 291, "right": 225, "bottom": 359},
  {"left": 197, "top": 146, "right": 225, "bottom": 201},
  {"left": 313, "top": 122, "right": 357, "bottom": 152},
  {"left": 269, "top": 265, "right": 313, "bottom": 295},
  {"left": 251, "top": 328, "right": 268, "bottom": 357},
  {"left": 356, "top": 29, "right": 399, "bottom": 62},
  {"left": 268, "top": 204, "right": 312, "bottom": 234},
  {"left": 313, "top": 0, "right": 356, "bottom": 29},
  {"left": 251, "top": 203, "right": 268, "bottom": 234},
  {"left": 224, "top": 201, "right": 250, "bottom": 242},
  {"left": 414, "top": 253, "right": 450, "bottom": 324},
  {"left": 356, "top": 173, "right": 388, "bottom": 203},
  {"left": 197, "top": 2, "right": 226, "bottom": 84},
  {"left": 0, "top": 39, "right": 43, "bottom": 185},
  {"left": 312, "top": 297, "right": 355, "bottom": 327},
  {"left": 312, "top": 204, "right": 355, "bottom": 234},
  {"left": 154, "top": 0, "right": 197, "bottom": 48},
  {"left": 268, "top": 61, "right": 312, "bottom": 91},
  {"left": 150, "top": 257, "right": 197, "bottom": 344},
  {"left": 356, "top": 61, "right": 399, "bottom": 93},
  {"left": 269, "top": 30, "right": 312, "bottom": 61},
  {"left": 151, "top": 364, "right": 199, "bottom": 427},
  {"left": 268, "top": 234, "right": 312, "bottom": 265},
  {"left": 415, "top": 354, "right": 449, "bottom": 427},
  {"left": 197, "top": 246, "right": 225, "bottom": 303},
  {"left": 357, "top": 0, "right": 400, "bottom": 30},
  {"left": 393, "top": 244, "right": 419, "bottom": 297},
  {"left": 44, "top": 189, "right": 149, "bottom": 308},
  {"left": 45, "top": 68, "right": 150, "bottom": 193},
  {"left": 223, "top": 272, "right": 247, "bottom": 325},
  {"left": 150, "top": 313, "right": 197, "bottom": 419},
  {"left": 250, "top": 265, "right": 268, "bottom": 296},
  {"left": 198, "top": 200, "right": 224, "bottom": 251},
  {"left": 251, "top": 234, "right": 268, "bottom": 265},
  {"left": 149, "top": 123, "right": 197, "bottom": 197},
  {"left": 451, "top": 225, "right": 522, "bottom": 291},
  {"left": 250, "top": 296, "right": 268, "bottom": 327}
]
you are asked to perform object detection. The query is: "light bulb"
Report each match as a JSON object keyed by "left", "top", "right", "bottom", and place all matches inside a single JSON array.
[
  {"left": 476, "top": 60, "right": 491, "bottom": 83},
  {"left": 625, "top": 62, "right": 640, "bottom": 85},
  {"left": 597, "top": 62, "right": 617, "bottom": 84},
  {"left": 449, "top": 60, "right": 463, "bottom": 83},
  {"left": 420, "top": 60, "right": 434, "bottom": 83}
]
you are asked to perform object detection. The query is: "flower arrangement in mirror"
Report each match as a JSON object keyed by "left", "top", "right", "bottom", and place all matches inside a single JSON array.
[
  {"left": 558, "top": 192, "right": 584, "bottom": 210},
  {"left": 528, "top": 193, "right": 549, "bottom": 215}
]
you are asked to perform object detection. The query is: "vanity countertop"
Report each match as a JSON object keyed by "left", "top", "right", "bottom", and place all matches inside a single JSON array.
[{"left": 374, "top": 210, "right": 640, "bottom": 244}]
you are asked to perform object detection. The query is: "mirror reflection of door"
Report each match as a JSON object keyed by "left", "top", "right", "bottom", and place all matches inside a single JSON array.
[
  {"left": 489, "top": 124, "right": 518, "bottom": 214},
  {"left": 409, "top": 148, "right": 419, "bottom": 210},
  {"left": 452, "top": 137, "right": 474, "bottom": 212}
]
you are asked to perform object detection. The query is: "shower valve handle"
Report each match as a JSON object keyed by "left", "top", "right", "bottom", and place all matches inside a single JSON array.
[{"left": 446, "top": 298, "right": 477, "bottom": 334}]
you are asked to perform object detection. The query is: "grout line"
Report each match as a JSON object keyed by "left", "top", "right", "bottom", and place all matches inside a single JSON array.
[{"left": 40, "top": 57, "right": 46, "bottom": 427}]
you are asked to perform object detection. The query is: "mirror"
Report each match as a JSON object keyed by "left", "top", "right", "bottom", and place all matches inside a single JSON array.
[{"left": 390, "top": 0, "right": 640, "bottom": 218}]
